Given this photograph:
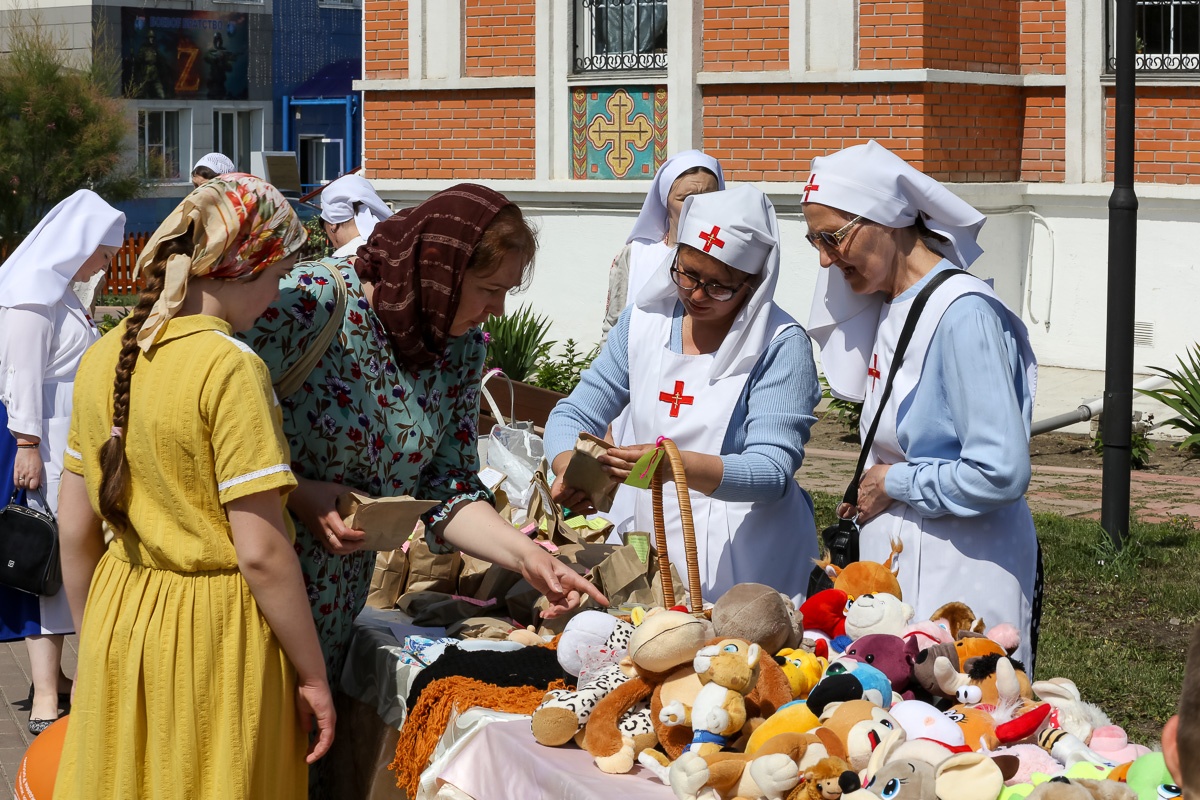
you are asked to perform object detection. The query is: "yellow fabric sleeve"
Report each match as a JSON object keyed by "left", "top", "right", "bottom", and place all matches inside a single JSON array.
[{"left": 203, "top": 345, "right": 297, "bottom": 505}]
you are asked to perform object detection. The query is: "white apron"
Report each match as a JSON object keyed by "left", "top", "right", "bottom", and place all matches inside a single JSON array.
[
  {"left": 27, "top": 296, "right": 98, "bottom": 633},
  {"left": 606, "top": 241, "right": 673, "bottom": 460},
  {"left": 607, "top": 300, "right": 818, "bottom": 602},
  {"left": 857, "top": 273, "right": 1039, "bottom": 668}
]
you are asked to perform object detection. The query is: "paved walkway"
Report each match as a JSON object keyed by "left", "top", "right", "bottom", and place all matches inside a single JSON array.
[{"left": 3, "top": 452, "right": 1198, "bottom": 797}]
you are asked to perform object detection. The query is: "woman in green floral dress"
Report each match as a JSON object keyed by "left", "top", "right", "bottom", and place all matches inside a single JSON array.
[{"left": 242, "top": 184, "right": 606, "bottom": 681}]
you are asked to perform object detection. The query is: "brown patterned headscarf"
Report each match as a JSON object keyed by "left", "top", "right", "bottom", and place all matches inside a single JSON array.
[{"left": 355, "top": 183, "right": 511, "bottom": 368}]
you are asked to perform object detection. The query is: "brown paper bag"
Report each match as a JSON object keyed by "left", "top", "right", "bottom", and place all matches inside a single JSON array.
[
  {"left": 592, "top": 534, "right": 689, "bottom": 609},
  {"left": 403, "top": 538, "right": 463, "bottom": 595},
  {"left": 336, "top": 492, "right": 438, "bottom": 551},
  {"left": 366, "top": 548, "right": 409, "bottom": 610},
  {"left": 562, "top": 432, "right": 620, "bottom": 513},
  {"left": 448, "top": 616, "right": 520, "bottom": 641},
  {"left": 457, "top": 553, "right": 493, "bottom": 599}
]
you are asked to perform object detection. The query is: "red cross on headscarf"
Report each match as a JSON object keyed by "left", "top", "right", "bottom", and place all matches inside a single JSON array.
[
  {"left": 659, "top": 380, "right": 694, "bottom": 417},
  {"left": 697, "top": 225, "right": 725, "bottom": 253},
  {"left": 803, "top": 174, "right": 820, "bottom": 202}
]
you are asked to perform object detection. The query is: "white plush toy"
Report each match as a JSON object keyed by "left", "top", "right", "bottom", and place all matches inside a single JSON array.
[{"left": 844, "top": 593, "right": 915, "bottom": 639}]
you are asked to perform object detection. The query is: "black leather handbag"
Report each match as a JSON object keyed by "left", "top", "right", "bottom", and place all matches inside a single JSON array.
[
  {"left": 806, "top": 269, "right": 962, "bottom": 598},
  {"left": 0, "top": 489, "right": 62, "bottom": 596}
]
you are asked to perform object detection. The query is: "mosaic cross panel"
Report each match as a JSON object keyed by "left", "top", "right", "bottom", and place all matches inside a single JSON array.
[{"left": 572, "top": 85, "right": 667, "bottom": 180}]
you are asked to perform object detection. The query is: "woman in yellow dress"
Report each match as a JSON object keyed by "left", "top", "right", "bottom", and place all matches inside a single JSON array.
[{"left": 53, "top": 175, "right": 335, "bottom": 798}]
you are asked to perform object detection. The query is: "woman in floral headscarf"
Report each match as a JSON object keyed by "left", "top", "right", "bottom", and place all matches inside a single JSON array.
[
  {"left": 243, "top": 184, "right": 607, "bottom": 686},
  {"left": 54, "top": 176, "right": 335, "bottom": 799}
]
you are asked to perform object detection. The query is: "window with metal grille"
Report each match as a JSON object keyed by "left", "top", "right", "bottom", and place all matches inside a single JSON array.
[
  {"left": 138, "top": 109, "right": 182, "bottom": 180},
  {"left": 1107, "top": 0, "right": 1200, "bottom": 71},
  {"left": 573, "top": 0, "right": 668, "bottom": 74}
]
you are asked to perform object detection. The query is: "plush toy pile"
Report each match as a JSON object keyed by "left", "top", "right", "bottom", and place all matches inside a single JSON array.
[{"left": 528, "top": 553, "right": 1178, "bottom": 800}]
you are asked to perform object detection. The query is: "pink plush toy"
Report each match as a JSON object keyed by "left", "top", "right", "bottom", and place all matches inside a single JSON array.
[
  {"left": 980, "top": 742, "right": 1065, "bottom": 785},
  {"left": 902, "top": 620, "right": 954, "bottom": 652},
  {"left": 1087, "top": 725, "right": 1150, "bottom": 764}
]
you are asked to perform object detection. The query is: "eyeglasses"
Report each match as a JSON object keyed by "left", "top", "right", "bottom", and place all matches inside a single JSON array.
[
  {"left": 805, "top": 215, "right": 864, "bottom": 250},
  {"left": 669, "top": 262, "right": 747, "bottom": 302}
]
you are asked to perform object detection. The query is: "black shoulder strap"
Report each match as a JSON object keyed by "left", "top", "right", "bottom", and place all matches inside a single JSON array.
[{"left": 843, "top": 268, "right": 967, "bottom": 507}]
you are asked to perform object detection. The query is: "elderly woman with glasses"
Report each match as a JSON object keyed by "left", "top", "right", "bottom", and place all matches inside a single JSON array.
[
  {"left": 804, "top": 141, "right": 1041, "bottom": 671},
  {"left": 546, "top": 185, "right": 821, "bottom": 602}
]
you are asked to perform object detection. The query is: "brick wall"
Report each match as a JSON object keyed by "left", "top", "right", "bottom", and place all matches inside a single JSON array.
[
  {"left": 464, "top": 0, "right": 535, "bottom": 77},
  {"left": 1021, "top": 0, "right": 1066, "bottom": 74},
  {"left": 859, "top": 1, "right": 923, "bottom": 69},
  {"left": 702, "top": 84, "right": 926, "bottom": 181},
  {"left": 922, "top": 0, "right": 1020, "bottom": 74},
  {"left": 1021, "top": 88, "right": 1066, "bottom": 181},
  {"left": 1106, "top": 87, "right": 1200, "bottom": 184},
  {"left": 702, "top": 83, "right": 1025, "bottom": 182},
  {"left": 363, "top": 0, "right": 406, "bottom": 79},
  {"left": 363, "top": 89, "right": 535, "bottom": 180},
  {"left": 923, "top": 83, "right": 1024, "bottom": 181},
  {"left": 703, "top": 0, "right": 789, "bottom": 72}
]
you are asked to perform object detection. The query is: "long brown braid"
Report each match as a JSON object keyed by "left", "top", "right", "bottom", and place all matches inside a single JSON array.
[{"left": 97, "top": 235, "right": 191, "bottom": 531}]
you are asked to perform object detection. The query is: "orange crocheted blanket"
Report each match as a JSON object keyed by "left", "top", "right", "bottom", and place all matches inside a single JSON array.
[{"left": 390, "top": 675, "right": 567, "bottom": 798}]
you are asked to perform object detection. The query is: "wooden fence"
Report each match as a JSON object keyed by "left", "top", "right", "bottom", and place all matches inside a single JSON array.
[
  {"left": 102, "top": 232, "right": 152, "bottom": 296},
  {"left": 97, "top": 231, "right": 328, "bottom": 298}
]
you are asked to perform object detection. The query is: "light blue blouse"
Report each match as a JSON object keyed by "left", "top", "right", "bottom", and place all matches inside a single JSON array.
[
  {"left": 882, "top": 261, "right": 1035, "bottom": 518},
  {"left": 544, "top": 302, "right": 822, "bottom": 503}
]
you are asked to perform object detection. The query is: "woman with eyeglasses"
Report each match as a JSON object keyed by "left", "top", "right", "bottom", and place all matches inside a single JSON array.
[
  {"left": 804, "top": 141, "right": 1040, "bottom": 671},
  {"left": 546, "top": 185, "right": 821, "bottom": 601}
]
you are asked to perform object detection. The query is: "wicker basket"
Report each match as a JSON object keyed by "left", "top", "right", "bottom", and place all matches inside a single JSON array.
[{"left": 651, "top": 438, "right": 704, "bottom": 615}]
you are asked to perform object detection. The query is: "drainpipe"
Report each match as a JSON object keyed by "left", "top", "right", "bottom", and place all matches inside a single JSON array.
[{"left": 1030, "top": 375, "right": 1170, "bottom": 437}]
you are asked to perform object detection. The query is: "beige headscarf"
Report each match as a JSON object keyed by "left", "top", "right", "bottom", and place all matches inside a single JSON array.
[{"left": 135, "top": 174, "right": 306, "bottom": 351}]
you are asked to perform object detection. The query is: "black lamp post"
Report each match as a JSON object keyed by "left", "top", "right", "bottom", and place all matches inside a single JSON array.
[{"left": 1101, "top": 0, "right": 1138, "bottom": 549}]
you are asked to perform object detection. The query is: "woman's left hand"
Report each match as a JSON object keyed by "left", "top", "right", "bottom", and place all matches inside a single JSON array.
[
  {"left": 598, "top": 443, "right": 660, "bottom": 484},
  {"left": 854, "top": 464, "right": 893, "bottom": 523},
  {"left": 516, "top": 546, "right": 610, "bottom": 618}
]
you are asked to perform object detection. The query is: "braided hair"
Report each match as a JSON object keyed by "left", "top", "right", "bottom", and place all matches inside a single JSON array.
[{"left": 97, "top": 233, "right": 192, "bottom": 530}]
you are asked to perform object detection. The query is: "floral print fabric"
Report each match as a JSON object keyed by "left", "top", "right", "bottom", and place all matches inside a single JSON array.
[{"left": 240, "top": 257, "right": 491, "bottom": 678}]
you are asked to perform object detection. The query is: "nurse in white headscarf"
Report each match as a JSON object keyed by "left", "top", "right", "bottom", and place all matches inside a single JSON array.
[
  {"left": 548, "top": 185, "right": 821, "bottom": 601},
  {"left": 0, "top": 189, "right": 124, "bottom": 734},
  {"left": 600, "top": 150, "right": 725, "bottom": 343},
  {"left": 318, "top": 173, "right": 393, "bottom": 259},
  {"left": 803, "top": 140, "right": 1041, "bottom": 670}
]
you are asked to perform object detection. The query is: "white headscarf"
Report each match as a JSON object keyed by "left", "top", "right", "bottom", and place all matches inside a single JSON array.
[
  {"left": 319, "top": 174, "right": 392, "bottom": 241},
  {"left": 804, "top": 140, "right": 987, "bottom": 402},
  {"left": 636, "top": 184, "right": 787, "bottom": 380},
  {"left": 626, "top": 150, "right": 725, "bottom": 245},
  {"left": 193, "top": 153, "right": 236, "bottom": 175},
  {"left": 0, "top": 189, "right": 125, "bottom": 309}
]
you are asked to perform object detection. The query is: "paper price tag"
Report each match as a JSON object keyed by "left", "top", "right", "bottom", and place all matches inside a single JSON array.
[{"left": 624, "top": 446, "right": 664, "bottom": 490}]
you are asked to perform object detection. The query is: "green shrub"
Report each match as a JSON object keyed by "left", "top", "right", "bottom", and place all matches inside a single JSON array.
[
  {"left": 819, "top": 375, "right": 863, "bottom": 433},
  {"left": 1140, "top": 344, "right": 1200, "bottom": 456},
  {"left": 482, "top": 305, "right": 554, "bottom": 382},
  {"left": 530, "top": 339, "right": 600, "bottom": 395}
]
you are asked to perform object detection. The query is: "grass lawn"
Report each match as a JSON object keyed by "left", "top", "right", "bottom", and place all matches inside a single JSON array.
[{"left": 810, "top": 491, "right": 1197, "bottom": 747}]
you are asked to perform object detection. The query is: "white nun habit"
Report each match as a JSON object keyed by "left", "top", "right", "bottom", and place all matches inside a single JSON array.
[
  {"left": 607, "top": 185, "right": 818, "bottom": 601},
  {"left": 320, "top": 174, "right": 393, "bottom": 259},
  {"left": 0, "top": 189, "right": 124, "bottom": 633},
  {"left": 804, "top": 141, "right": 1041, "bottom": 668}
]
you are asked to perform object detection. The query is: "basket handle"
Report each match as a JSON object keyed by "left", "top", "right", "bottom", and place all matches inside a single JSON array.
[{"left": 651, "top": 438, "right": 703, "bottom": 615}]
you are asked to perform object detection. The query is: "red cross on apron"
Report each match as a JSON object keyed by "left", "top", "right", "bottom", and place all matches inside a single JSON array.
[
  {"left": 803, "top": 174, "right": 820, "bottom": 202},
  {"left": 698, "top": 226, "right": 726, "bottom": 253},
  {"left": 867, "top": 354, "right": 882, "bottom": 390},
  {"left": 659, "top": 380, "right": 694, "bottom": 417}
]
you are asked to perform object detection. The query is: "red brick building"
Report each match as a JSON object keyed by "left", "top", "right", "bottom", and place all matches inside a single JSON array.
[{"left": 356, "top": 1, "right": 1200, "bottom": 374}]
